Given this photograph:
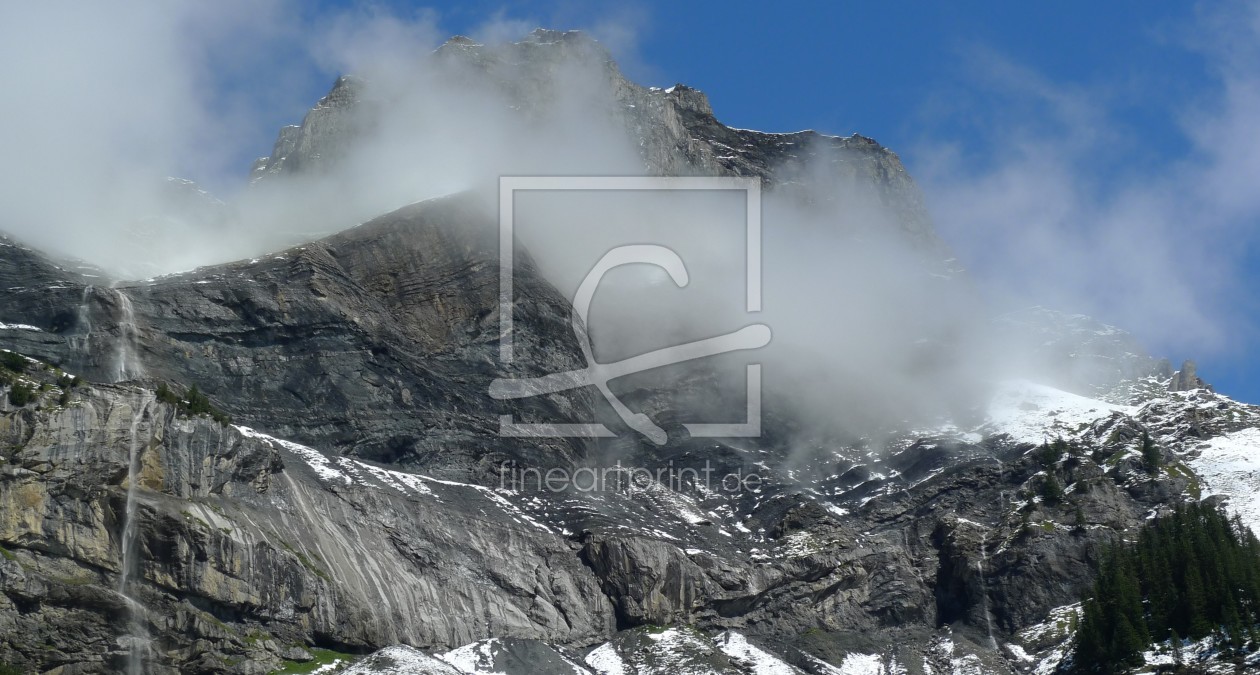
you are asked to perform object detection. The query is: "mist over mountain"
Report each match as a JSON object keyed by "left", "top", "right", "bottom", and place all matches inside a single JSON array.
[{"left": 0, "top": 10, "right": 1258, "bottom": 675}]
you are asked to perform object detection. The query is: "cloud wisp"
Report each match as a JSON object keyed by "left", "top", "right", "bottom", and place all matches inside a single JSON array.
[
  {"left": 913, "top": 1, "right": 1260, "bottom": 365},
  {"left": 0, "top": 2, "right": 651, "bottom": 278}
]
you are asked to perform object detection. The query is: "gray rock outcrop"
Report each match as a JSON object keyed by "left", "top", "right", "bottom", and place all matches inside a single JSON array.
[
  {"left": 1168, "top": 359, "right": 1213, "bottom": 392},
  {"left": 0, "top": 369, "right": 613, "bottom": 673}
]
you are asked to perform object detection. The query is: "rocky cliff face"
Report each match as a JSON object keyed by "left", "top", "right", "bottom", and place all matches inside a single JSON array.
[
  {"left": 0, "top": 363, "right": 612, "bottom": 673},
  {"left": 0, "top": 193, "right": 597, "bottom": 480},
  {"left": 0, "top": 27, "right": 1256, "bottom": 675},
  {"left": 249, "top": 76, "right": 364, "bottom": 183},
  {"left": 3, "top": 328, "right": 1252, "bottom": 674}
]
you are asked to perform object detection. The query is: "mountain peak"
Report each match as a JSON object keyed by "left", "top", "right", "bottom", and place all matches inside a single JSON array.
[
  {"left": 522, "top": 27, "right": 592, "bottom": 45},
  {"left": 661, "top": 82, "right": 714, "bottom": 117},
  {"left": 247, "top": 29, "right": 940, "bottom": 251}
]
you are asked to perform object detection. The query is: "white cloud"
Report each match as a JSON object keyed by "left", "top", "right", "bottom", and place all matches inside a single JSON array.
[
  {"left": 913, "top": 1, "right": 1260, "bottom": 361},
  {"left": 0, "top": 2, "right": 657, "bottom": 277}
]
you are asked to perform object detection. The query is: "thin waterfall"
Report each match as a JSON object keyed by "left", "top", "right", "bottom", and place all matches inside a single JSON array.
[
  {"left": 976, "top": 533, "right": 998, "bottom": 650},
  {"left": 74, "top": 285, "right": 93, "bottom": 357},
  {"left": 112, "top": 288, "right": 144, "bottom": 382},
  {"left": 118, "top": 394, "right": 152, "bottom": 674},
  {"left": 902, "top": 528, "right": 925, "bottom": 583}
]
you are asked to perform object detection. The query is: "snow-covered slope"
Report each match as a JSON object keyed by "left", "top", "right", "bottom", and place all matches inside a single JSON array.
[
  {"left": 343, "top": 645, "right": 462, "bottom": 674},
  {"left": 979, "top": 380, "right": 1131, "bottom": 444},
  {"left": 1189, "top": 428, "right": 1260, "bottom": 535}
]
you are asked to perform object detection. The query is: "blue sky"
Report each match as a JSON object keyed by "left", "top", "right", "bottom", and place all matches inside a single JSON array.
[{"left": 3, "top": 2, "right": 1257, "bottom": 402}]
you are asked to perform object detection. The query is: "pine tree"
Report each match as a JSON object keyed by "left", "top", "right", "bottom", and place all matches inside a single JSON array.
[
  {"left": 1074, "top": 599, "right": 1109, "bottom": 672},
  {"left": 1037, "top": 438, "right": 1066, "bottom": 466},
  {"left": 1041, "top": 474, "right": 1064, "bottom": 505},
  {"left": 155, "top": 381, "right": 179, "bottom": 405},
  {"left": 1141, "top": 430, "right": 1162, "bottom": 473},
  {"left": 1111, "top": 614, "right": 1146, "bottom": 668}
]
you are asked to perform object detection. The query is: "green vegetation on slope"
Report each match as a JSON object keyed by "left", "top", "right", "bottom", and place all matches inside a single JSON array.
[
  {"left": 156, "top": 381, "right": 232, "bottom": 425},
  {"left": 268, "top": 647, "right": 357, "bottom": 674}
]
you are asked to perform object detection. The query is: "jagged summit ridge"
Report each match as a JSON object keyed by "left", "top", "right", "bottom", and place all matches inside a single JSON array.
[{"left": 248, "top": 29, "right": 939, "bottom": 249}]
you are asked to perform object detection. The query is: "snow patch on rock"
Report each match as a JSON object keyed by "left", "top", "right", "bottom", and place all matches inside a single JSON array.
[{"left": 712, "top": 631, "right": 801, "bottom": 674}]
